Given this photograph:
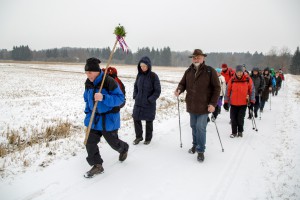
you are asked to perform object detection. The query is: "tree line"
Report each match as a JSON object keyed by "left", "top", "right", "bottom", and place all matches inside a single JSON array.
[{"left": 0, "top": 45, "right": 299, "bottom": 74}]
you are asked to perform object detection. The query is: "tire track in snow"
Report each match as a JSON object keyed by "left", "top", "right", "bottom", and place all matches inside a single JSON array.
[{"left": 207, "top": 134, "right": 254, "bottom": 200}]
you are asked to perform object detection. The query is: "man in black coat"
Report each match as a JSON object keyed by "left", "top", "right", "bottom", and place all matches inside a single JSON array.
[{"left": 132, "top": 56, "right": 161, "bottom": 145}]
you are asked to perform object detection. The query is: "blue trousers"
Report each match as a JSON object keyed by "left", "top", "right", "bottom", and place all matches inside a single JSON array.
[{"left": 190, "top": 113, "right": 208, "bottom": 153}]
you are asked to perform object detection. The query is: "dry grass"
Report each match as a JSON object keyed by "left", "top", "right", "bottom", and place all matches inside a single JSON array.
[
  {"left": 295, "top": 91, "right": 300, "bottom": 98},
  {"left": 0, "top": 144, "right": 7, "bottom": 157},
  {"left": 44, "top": 121, "right": 71, "bottom": 141},
  {"left": 0, "top": 120, "right": 73, "bottom": 158}
]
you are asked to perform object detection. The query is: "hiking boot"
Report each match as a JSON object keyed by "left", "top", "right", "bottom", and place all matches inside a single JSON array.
[
  {"left": 85, "top": 164, "right": 104, "bottom": 178},
  {"left": 238, "top": 132, "right": 243, "bottom": 137},
  {"left": 188, "top": 146, "right": 196, "bottom": 154},
  {"left": 230, "top": 133, "right": 237, "bottom": 138},
  {"left": 144, "top": 141, "right": 151, "bottom": 145},
  {"left": 119, "top": 143, "right": 129, "bottom": 162},
  {"left": 248, "top": 114, "right": 252, "bottom": 119},
  {"left": 197, "top": 152, "right": 205, "bottom": 162},
  {"left": 133, "top": 138, "right": 143, "bottom": 145}
]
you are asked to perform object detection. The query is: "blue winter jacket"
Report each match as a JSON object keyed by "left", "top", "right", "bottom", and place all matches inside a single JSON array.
[
  {"left": 132, "top": 56, "right": 161, "bottom": 121},
  {"left": 84, "top": 71, "right": 125, "bottom": 131}
]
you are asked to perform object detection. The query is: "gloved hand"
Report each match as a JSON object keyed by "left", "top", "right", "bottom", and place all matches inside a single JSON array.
[
  {"left": 258, "top": 88, "right": 263, "bottom": 93},
  {"left": 249, "top": 102, "right": 254, "bottom": 110},
  {"left": 223, "top": 103, "right": 229, "bottom": 111}
]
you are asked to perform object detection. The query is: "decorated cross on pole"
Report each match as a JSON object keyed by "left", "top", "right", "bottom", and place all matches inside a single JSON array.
[{"left": 84, "top": 24, "right": 128, "bottom": 145}]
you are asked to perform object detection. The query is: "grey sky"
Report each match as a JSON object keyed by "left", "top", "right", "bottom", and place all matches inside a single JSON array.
[{"left": 0, "top": 0, "right": 299, "bottom": 53}]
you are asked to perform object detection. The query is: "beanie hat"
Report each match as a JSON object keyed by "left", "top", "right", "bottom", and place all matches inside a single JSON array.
[
  {"left": 252, "top": 67, "right": 259, "bottom": 72},
  {"left": 221, "top": 63, "right": 228, "bottom": 68},
  {"left": 216, "top": 68, "right": 222, "bottom": 73},
  {"left": 85, "top": 57, "right": 101, "bottom": 72},
  {"left": 264, "top": 67, "right": 270, "bottom": 72},
  {"left": 235, "top": 65, "right": 243, "bottom": 72}
]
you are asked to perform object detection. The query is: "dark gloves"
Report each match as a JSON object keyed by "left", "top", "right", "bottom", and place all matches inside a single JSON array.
[
  {"left": 223, "top": 103, "right": 229, "bottom": 111},
  {"left": 248, "top": 102, "right": 254, "bottom": 110}
]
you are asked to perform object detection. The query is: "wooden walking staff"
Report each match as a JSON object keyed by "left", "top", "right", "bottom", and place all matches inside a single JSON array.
[{"left": 84, "top": 24, "right": 128, "bottom": 145}]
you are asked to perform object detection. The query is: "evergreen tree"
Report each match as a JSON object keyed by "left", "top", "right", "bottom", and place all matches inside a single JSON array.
[
  {"left": 11, "top": 45, "right": 32, "bottom": 61},
  {"left": 290, "top": 47, "right": 300, "bottom": 75}
]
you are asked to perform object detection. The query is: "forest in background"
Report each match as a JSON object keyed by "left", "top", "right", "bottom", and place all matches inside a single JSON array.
[{"left": 0, "top": 45, "right": 299, "bottom": 74}]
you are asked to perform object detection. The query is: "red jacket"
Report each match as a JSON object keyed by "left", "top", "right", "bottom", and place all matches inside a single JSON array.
[
  {"left": 279, "top": 73, "right": 285, "bottom": 81},
  {"left": 221, "top": 68, "right": 235, "bottom": 84},
  {"left": 224, "top": 73, "right": 255, "bottom": 106}
]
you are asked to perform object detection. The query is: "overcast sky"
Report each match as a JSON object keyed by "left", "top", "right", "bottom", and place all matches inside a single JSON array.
[{"left": 0, "top": 0, "right": 299, "bottom": 54}]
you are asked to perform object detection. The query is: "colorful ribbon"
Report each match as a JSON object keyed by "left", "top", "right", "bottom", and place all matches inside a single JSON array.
[{"left": 117, "top": 35, "right": 129, "bottom": 53}]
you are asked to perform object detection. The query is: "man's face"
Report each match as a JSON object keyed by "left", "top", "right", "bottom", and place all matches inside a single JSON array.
[
  {"left": 222, "top": 67, "right": 227, "bottom": 72},
  {"left": 85, "top": 71, "right": 100, "bottom": 82},
  {"left": 253, "top": 71, "right": 258, "bottom": 75},
  {"left": 192, "top": 55, "right": 204, "bottom": 64},
  {"left": 236, "top": 71, "right": 243, "bottom": 78}
]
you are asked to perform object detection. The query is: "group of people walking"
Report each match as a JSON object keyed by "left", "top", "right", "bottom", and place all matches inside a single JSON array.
[{"left": 82, "top": 49, "right": 284, "bottom": 177}]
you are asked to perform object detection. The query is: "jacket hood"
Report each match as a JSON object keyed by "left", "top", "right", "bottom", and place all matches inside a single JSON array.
[{"left": 137, "top": 56, "right": 152, "bottom": 74}]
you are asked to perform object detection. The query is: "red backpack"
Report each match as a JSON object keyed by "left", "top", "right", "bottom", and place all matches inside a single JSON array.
[{"left": 102, "top": 67, "right": 126, "bottom": 107}]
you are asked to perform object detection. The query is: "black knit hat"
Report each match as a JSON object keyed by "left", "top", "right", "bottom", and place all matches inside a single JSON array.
[{"left": 85, "top": 57, "right": 101, "bottom": 72}]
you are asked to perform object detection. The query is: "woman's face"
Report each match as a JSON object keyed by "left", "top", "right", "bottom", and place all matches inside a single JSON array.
[{"left": 140, "top": 63, "right": 148, "bottom": 72}]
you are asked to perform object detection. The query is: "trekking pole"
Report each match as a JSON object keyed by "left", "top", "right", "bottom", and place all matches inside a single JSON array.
[
  {"left": 84, "top": 25, "right": 128, "bottom": 145},
  {"left": 250, "top": 109, "right": 258, "bottom": 132},
  {"left": 211, "top": 115, "right": 224, "bottom": 152},
  {"left": 269, "top": 92, "right": 272, "bottom": 111},
  {"left": 177, "top": 96, "right": 183, "bottom": 148},
  {"left": 259, "top": 94, "right": 262, "bottom": 120},
  {"left": 250, "top": 107, "right": 255, "bottom": 130}
]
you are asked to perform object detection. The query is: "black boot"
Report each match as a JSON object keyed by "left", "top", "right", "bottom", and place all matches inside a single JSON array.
[
  {"left": 230, "top": 133, "right": 237, "bottom": 138},
  {"left": 197, "top": 152, "right": 205, "bottom": 162},
  {"left": 119, "top": 143, "right": 129, "bottom": 162},
  {"left": 84, "top": 164, "right": 104, "bottom": 178},
  {"left": 144, "top": 141, "right": 151, "bottom": 145},
  {"left": 133, "top": 137, "right": 143, "bottom": 145},
  {"left": 188, "top": 146, "right": 196, "bottom": 154},
  {"left": 238, "top": 132, "right": 243, "bottom": 137}
]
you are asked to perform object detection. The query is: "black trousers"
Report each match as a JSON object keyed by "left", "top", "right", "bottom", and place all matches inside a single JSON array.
[
  {"left": 134, "top": 120, "right": 153, "bottom": 141},
  {"left": 86, "top": 129, "right": 128, "bottom": 166},
  {"left": 248, "top": 96, "right": 260, "bottom": 117},
  {"left": 230, "top": 105, "right": 247, "bottom": 134}
]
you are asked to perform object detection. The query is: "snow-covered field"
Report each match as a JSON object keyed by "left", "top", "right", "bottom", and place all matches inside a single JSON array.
[{"left": 0, "top": 63, "right": 300, "bottom": 200}]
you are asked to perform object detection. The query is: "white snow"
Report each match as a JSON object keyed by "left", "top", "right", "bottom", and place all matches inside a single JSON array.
[{"left": 0, "top": 63, "right": 299, "bottom": 200}]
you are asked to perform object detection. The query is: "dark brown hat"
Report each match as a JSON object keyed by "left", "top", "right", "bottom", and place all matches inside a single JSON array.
[{"left": 189, "top": 49, "right": 207, "bottom": 58}]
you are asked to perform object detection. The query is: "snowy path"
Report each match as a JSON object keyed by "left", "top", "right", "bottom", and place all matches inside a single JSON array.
[{"left": 0, "top": 65, "right": 299, "bottom": 199}]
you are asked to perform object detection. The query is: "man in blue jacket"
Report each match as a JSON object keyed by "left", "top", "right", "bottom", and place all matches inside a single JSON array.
[{"left": 83, "top": 57, "right": 129, "bottom": 178}]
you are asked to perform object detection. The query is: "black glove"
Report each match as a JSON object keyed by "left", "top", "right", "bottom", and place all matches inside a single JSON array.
[
  {"left": 249, "top": 102, "right": 254, "bottom": 110},
  {"left": 223, "top": 103, "right": 229, "bottom": 111}
]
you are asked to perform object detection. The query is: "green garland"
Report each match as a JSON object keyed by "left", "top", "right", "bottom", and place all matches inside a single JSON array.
[{"left": 114, "top": 24, "right": 127, "bottom": 37}]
